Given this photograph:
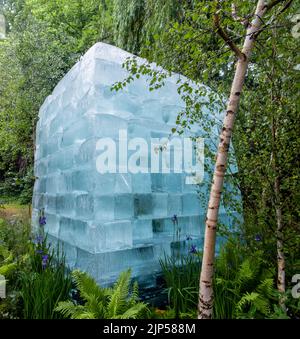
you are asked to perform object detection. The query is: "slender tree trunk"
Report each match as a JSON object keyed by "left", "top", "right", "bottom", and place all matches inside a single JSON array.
[
  {"left": 271, "top": 117, "right": 286, "bottom": 307},
  {"left": 270, "top": 32, "right": 286, "bottom": 310},
  {"left": 198, "top": 0, "right": 269, "bottom": 319},
  {"left": 274, "top": 176, "right": 286, "bottom": 296}
]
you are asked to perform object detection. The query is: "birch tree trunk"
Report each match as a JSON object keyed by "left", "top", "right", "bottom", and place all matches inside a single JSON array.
[
  {"left": 270, "top": 39, "right": 286, "bottom": 308},
  {"left": 198, "top": 0, "right": 270, "bottom": 319},
  {"left": 274, "top": 176, "right": 286, "bottom": 297},
  {"left": 271, "top": 155, "right": 286, "bottom": 309},
  {"left": 272, "top": 127, "right": 286, "bottom": 307}
]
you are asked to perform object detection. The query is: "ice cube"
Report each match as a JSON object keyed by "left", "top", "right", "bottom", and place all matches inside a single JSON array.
[
  {"left": 152, "top": 193, "right": 168, "bottom": 217},
  {"left": 32, "top": 42, "right": 242, "bottom": 289},
  {"left": 182, "top": 193, "right": 201, "bottom": 215},
  {"left": 94, "top": 195, "right": 115, "bottom": 221},
  {"left": 133, "top": 219, "right": 153, "bottom": 242},
  {"left": 76, "top": 193, "right": 94, "bottom": 219},
  {"left": 115, "top": 194, "right": 134, "bottom": 219}
]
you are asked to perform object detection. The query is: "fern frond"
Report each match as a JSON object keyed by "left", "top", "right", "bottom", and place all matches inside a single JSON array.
[
  {"left": 72, "top": 270, "right": 107, "bottom": 303},
  {"left": 55, "top": 301, "right": 86, "bottom": 319},
  {"left": 253, "top": 297, "right": 269, "bottom": 315},
  {"left": 85, "top": 294, "right": 107, "bottom": 318},
  {"left": 75, "top": 311, "right": 96, "bottom": 319},
  {"left": 257, "top": 278, "right": 275, "bottom": 300},
  {"left": 56, "top": 269, "right": 147, "bottom": 319},
  {"left": 0, "top": 262, "right": 17, "bottom": 276},
  {"left": 0, "top": 244, "right": 11, "bottom": 260},
  {"left": 128, "top": 281, "right": 139, "bottom": 306},
  {"left": 237, "top": 259, "right": 254, "bottom": 286},
  {"left": 236, "top": 291, "right": 270, "bottom": 318},
  {"left": 236, "top": 292, "right": 259, "bottom": 313},
  {"left": 107, "top": 269, "right": 131, "bottom": 317},
  {"left": 114, "top": 302, "right": 148, "bottom": 319}
]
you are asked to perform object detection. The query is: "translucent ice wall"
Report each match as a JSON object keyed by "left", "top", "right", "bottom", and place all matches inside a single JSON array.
[{"left": 32, "top": 43, "right": 242, "bottom": 287}]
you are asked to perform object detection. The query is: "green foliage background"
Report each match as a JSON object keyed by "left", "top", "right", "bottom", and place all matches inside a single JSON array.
[{"left": 0, "top": 0, "right": 188, "bottom": 202}]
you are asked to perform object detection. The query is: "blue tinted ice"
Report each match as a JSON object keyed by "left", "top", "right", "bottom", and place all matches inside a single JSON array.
[{"left": 32, "top": 43, "right": 242, "bottom": 287}]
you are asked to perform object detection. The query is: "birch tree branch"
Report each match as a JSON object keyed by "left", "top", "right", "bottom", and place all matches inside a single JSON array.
[
  {"left": 277, "top": 0, "right": 294, "bottom": 14},
  {"left": 254, "top": 0, "right": 294, "bottom": 39},
  {"left": 213, "top": 12, "right": 245, "bottom": 60},
  {"left": 231, "top": 3, "right": 243, "bottom": 22},
  {"left": 265, "top": 0, "right": 285, "bottom": 10},
  {"left": 231, "top": 3, "right": 250, "bottom": 28}
]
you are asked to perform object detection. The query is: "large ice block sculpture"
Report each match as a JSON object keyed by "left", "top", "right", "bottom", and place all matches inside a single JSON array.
[{"left": 32, "top": 43, "right": 242, "bottom": 288}]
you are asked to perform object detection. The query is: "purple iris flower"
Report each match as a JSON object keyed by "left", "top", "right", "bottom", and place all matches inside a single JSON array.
[
  {"left": 33, "top": 235, "right": 43, "bottom": 245},
  {"left": 254, "top": 234, "right": 262, "bottom": 242},
  {"left": 42, "top": 254, "right": 49, "bottom": 269},
  {"left": 39, "top": 216, "right": 47, "bottom": 226},
  {"left": 171, "top": 214, "right": 178, "bottom": 225},
  {"left": 36, "top": 249, "right": 43, "bottom": 255},
  {"left": 189, "top": 244, "right": 197, "bottom": 254}
]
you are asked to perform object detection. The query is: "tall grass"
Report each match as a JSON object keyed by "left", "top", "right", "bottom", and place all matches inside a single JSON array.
[
  {"left": 213, "top": 238, "right": 243, "bottom": 319},
  {"left": 159, "top": 253, "right": 201, "bottom": 318},
  {"left": 19, "top": 236, "right": 72, "bottom": 319},
  {"left": 0, "top": 218, "right": 31, "bottom": 257}
]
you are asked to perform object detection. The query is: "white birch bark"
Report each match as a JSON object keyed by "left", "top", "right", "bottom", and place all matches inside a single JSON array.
[{"left": 198, "top": 0, "right": 270, "bottom": 319}]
